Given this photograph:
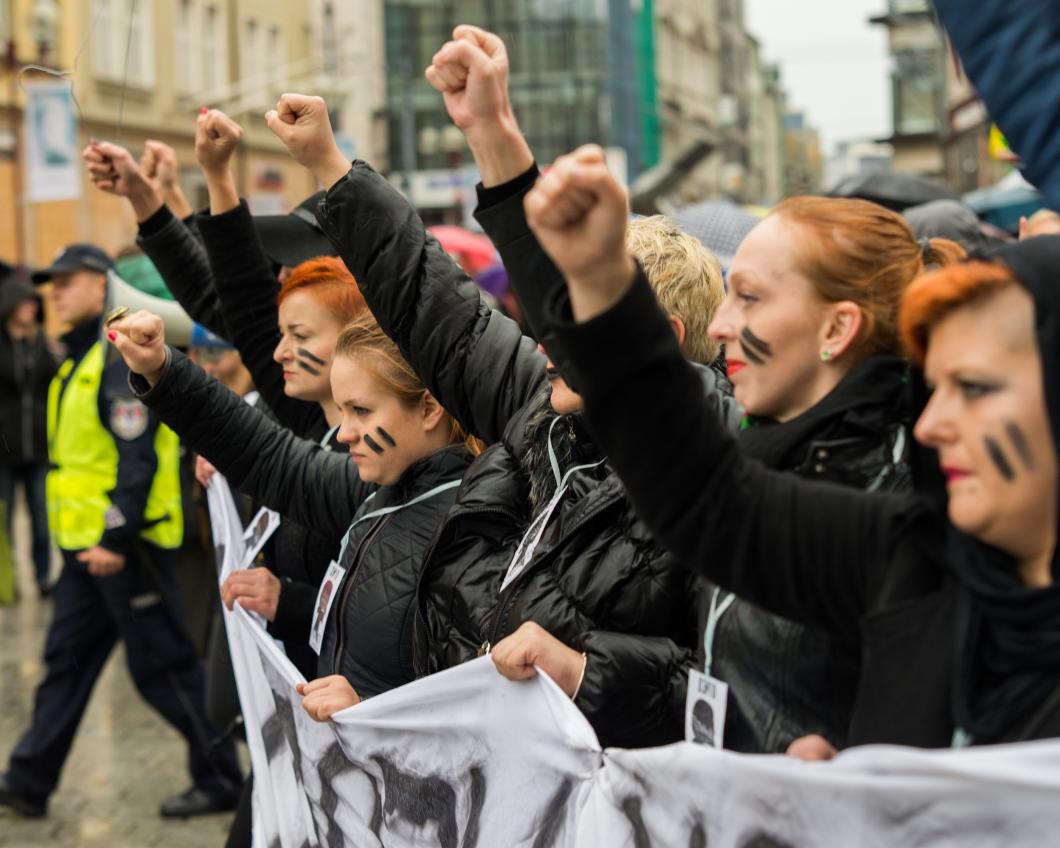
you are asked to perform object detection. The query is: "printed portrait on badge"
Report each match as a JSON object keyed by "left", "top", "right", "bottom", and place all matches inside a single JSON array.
[
  {"left": 110, "top": 397, "right": 149, "bottom": 440},
  {"left": 685, "top": 668, "right": 728, "bottom": 749}
]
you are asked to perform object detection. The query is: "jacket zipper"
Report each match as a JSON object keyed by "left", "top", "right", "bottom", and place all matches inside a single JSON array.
[
  {"left": 484, "top": 494, "right": 620, "bottom": 648},
  {"left": 410, "top": 504, "right": 522, "bottom": 672},
  {"left": 331, "top": 513, "right": 392, "bottom": 673}
]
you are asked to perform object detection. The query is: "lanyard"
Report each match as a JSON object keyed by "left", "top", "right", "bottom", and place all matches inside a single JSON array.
[
  {"left": 500, "top": 416, "right": 605, "bottom": 592},
  {"left": 320, "top": 423, "right": 340, "bottom": 449},
  {"left": 703, "top": 586, "right": 735, "bottom": 679},
  {"left": 334, "top": 479, "right": 461, "bottom": 564}
]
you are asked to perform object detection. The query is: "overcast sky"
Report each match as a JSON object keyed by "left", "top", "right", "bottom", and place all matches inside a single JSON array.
[{"left": 744, "top": 0, "right": 891, "bottom": 154}]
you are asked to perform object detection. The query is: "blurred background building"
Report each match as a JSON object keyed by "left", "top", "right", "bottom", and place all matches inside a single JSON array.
[{"left": 0, "top": 0, "right": 807, "bottom": 264}]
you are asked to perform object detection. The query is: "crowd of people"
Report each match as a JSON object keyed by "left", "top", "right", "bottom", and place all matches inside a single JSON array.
[{"left": 2, "top": 8, "right": 1060, "bottom": 845}]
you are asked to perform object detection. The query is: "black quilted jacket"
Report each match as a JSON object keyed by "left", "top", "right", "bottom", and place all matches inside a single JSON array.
[
  {"left": 130, "top": 349, "right": 471, "bottom": 697},
  {"left": 315, "top": 162, "right": 740, "bottom": 748}
]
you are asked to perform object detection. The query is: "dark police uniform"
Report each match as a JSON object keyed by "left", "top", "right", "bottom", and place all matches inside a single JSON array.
[{"left": 0, "top": 246, "right": 241, "bottom": 816}]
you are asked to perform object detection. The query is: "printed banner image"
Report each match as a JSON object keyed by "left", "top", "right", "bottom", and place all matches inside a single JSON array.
[{"left": 206, "top": 476, "right": 1060, "bottom": 848}]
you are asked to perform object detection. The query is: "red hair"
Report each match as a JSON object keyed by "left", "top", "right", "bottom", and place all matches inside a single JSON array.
[
  {"left": 772, "top": 197, "right": 966, "bottom": 358},
  {"left": 277, "top": 256, "right": 365, "bottom": 324},
  {"left": 899, "top": 260, "right": 1019, "bottom": 367}
]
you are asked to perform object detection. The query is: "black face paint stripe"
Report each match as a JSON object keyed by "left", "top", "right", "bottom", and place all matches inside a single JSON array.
[
  {"left": 1006, "top": 421, "right": 1035, "bottom": 470},
  {"left": 984, "top": 435, "right": 1015, "bottom": 481},
  {"left": 363, "top": 433, "right": 385, "bottom": 455},
  {"left": 376, "top": 427, "right": 397, "bottom": 447},
  {"left": 296, "top": 360, "right": 321, "bottom": 376},
  {"left": 741, "top": 343, "right": 766, "bottom": 366},
  {"left": 740, "top": 327, "right": 773, "bottom": 359},
  {"left": 297, "top": 347, "right": 327, "bottom": 366}
]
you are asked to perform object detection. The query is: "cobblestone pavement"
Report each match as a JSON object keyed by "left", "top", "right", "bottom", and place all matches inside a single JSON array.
[{"left": 1, "top": 496, "right": 243, "bottom": 848}]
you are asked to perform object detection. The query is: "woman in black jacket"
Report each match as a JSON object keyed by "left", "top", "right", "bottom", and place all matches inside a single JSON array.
[
  {"left": 107, "top": 307, "right": 476, "bottom": 708},
  {"left": 265, "top": 93, "right": 740, "bottom": 749},
  {"left": 0, "top": 265, "right": 56, "bottom": 596},
  {"left": 525, "top": 150, "right": 1060, "bottom": 748}
]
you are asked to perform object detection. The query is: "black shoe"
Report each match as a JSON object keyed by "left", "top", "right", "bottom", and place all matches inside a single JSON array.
[
  {"left": 159, "top": 787, "right": 238, "bottom": 818},
  {"left": 0, "top": 775, "right": 46, "bottom": 818}
]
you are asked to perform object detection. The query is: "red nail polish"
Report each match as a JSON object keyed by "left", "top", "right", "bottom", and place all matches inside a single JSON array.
[
  {"left": 200, "top": 106, "right": 208, "bottom": 115},
  {"left": 107, "top": 330, "right": 117, "bottom": 341}
]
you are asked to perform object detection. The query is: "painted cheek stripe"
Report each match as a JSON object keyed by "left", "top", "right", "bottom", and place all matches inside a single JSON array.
[
  {"left": 377, "top": 427, "right": 397, "bottom": 448},
  {"left": 984, "top": 436, "right": 1015, "bottom": 482},
  {"left": 1006, "top": 422, "right": 1036, "bottom": 470},
  {"left": 296, "top": 360, "right": 321, "bottom": 376},
  {"left": 297, "top": 347, "right": 328, "bottom": 366},
  {"left": 363, "top": 433, "right": 385, "bottom": 455}
]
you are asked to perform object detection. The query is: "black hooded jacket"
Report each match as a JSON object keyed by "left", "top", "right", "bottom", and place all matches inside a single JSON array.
[
  {"left": 547, "top": 236, "right": 1060, "bottom": 748},
  {"left": 130, "top": 349, "right": 471, "bottom": 697},
  {"left": 314, "top": 160, "right": 740, "bottom": 748},
  {"left": 0, "top": 272, "right": 55, "bottom": 466}
]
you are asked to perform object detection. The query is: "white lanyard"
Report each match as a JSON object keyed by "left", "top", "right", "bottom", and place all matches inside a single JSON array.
[
  {"left": 500, "top": 416, "right": 605, "bottom": 592},
  {"left": 703, "top": 586, "right": 735, "bottom": 679},
  {"left": 320, "top": 423, "right": 340, "bottom": 449},
  {"left": 334, "top": 479, "right": 461, "bottom": 564}
]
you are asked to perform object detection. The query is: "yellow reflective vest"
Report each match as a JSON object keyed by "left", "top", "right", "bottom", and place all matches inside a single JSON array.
[{"left": 46, "top": 341, "right": 183, "bottom": 550}]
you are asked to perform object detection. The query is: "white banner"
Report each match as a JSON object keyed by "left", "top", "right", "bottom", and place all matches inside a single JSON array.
[
  {"left": 23, "top": 81, "right": 82, "bottom": 203},
  {"left": 206, "top": 477, "right": 1060, "bottom": 847}
]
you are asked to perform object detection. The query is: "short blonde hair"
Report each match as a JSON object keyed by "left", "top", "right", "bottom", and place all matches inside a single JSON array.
[{"left": 625, "top": 215, "right": 725, "bottom": 364}]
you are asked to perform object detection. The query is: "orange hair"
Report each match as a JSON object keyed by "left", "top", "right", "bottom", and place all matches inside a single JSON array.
[
  {"left": 772, "top": 197, "right": 966, "bottom": 359},
  {"left": 899, "top": 260, "right": 1019, "bottom": 367},
  {"left": 277, "top": 256, "right": 365, "bottom": 325}
]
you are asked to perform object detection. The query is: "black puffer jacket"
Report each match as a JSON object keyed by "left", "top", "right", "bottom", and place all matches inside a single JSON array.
[
  {"left": 315, "top": 162, "right": 739, "bottom": 747},
  {"left": 131, "top": 349, "right": 471, "bottom": 697},
  {"left": 0, "top": 273, "right": 55, "bottom": 466},
  {"left": 473, "top": 167, "right": 913, "bottom": 753}
]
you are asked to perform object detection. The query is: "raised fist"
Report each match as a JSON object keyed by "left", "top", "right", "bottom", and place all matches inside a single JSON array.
[
  {"left": 141, "top": 140, "right": 180, "bottom": 193},
  {"left": 195, "top": 108, "right": 244, "bottom": 175},
  {"left": 426, "top": 25, "right": 513, "bottom": 139},
  {"left": 265, "top": 93, "right": 340, "bottom": 170},
  {"left": 82, "top": 140, "right": 150, "bottom": 198},
  {"left": 106, "top": 309, "right": 168, "bottom": 385}
]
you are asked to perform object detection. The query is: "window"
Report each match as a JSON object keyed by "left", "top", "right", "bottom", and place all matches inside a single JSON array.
[
  {"left": 175, "top": 0, "right": 199, "bottom": 93},
  {"left": 322, "top": 2, "right": 339, "bottom": 75},
  {"left": 202, "top": 5, "right": 224, "bottom": 95},
  {"left": 268, "top": 25, "right": 284, "bottom": 91},
  {"left": 94, "top": 0, "right": 155, "bottom": 85},
  {"left": 243, "top": 19, "right": 259, "bottom": 87},
  {"left": 893, "top": 48, "right": 942, "bottom": 135}
]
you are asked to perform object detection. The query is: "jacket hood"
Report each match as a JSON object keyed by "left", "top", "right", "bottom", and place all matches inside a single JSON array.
[{"left": 0, "top": 269, "right": 41, "bottom": 322}]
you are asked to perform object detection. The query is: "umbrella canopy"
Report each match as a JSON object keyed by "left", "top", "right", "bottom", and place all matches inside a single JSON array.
[
  {"left": 964, "top": 170, "right": 1046, "bottom": 233},
  {"left": 428, "top": 225, "right": 498, "bottom": 275},
  {"left": 828, "top": 171, "right": 959, "bottom": 212},
  {"left": 669, "top": 200, "right": 764, "bottom": 269}
]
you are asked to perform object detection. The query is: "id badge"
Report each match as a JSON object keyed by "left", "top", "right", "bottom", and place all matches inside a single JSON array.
[
  {"left": 309, "top": 560, "right": 346, "bottom": 656},
  {"left": 685, "top": 668, "right": 728, "bottom": 749},
  {"left": 241, "top": 507, "right": 281, "bottom": 568}
]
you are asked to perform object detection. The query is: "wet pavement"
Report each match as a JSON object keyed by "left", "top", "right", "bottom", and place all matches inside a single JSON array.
[{"left": 1, "top": 496, "right": 242, "bottom": 847}]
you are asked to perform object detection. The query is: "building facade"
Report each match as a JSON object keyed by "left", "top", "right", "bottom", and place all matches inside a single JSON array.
[{"left": 0, "top": 0, "right": 386, "bottom": 266}]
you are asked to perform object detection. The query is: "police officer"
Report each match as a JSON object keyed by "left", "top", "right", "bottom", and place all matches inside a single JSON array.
[{"left": 0, "top": 245, "right": 242, "bottom": 818}]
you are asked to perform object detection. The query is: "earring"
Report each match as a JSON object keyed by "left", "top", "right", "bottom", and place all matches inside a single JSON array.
[{"left": 820, "top": 349, "right": 832, "bottom": 362}]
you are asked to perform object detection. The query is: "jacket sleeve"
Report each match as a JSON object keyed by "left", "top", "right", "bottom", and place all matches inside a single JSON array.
[
  {"left": 934, "top": 0, "right": 1060, "bottom": 209},
  {"left": 136, "top": 205, "right": 228, "bottom": 338},
  {"left": 477, "top": 167, "right": 744, "bottom": 431},
  {"left": 98, "top": 360, "right": 161, "bottom": 554},
  {"left": 130, "top": 347, "right": 371, "bottom": 538},
  {"left": 315, "top": 162, "right": 547, "bottom": 445},
  {"left": 271, "top": 578, "right": 317, "bottom": 644},
  {"left": 574, "top": 630, "right": 691, "bottom": 748},
  {"left": 549, "top": 269, "right": 909, "bottom": 643},
  {"left": 196, "top": 200, "right": 327, "bottom": 438}
]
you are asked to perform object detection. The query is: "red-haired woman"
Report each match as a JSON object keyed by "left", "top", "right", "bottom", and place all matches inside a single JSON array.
[{"left": 531, "top": 163, "right": 1060, "bottom": 748}]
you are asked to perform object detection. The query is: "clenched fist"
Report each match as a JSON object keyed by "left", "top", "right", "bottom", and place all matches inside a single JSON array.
[
  {"left": 195, "top": 108, "right": 244, "bottom": 175},
  {"left": 265, "top": 94, "right": 349, "bottom": 188},
  {"left": 106, "top": 310, "right": 168, "bottom": 385},
  {"left": 297, "top": 675, "right": 361, "bottom": 721}
]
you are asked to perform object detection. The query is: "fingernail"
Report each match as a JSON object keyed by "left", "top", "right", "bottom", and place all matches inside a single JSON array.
[
  {"left": 107, "top": 330, "right": 117, "bottom": 341},
  {"left": 200, "top": 106, "right": 208, "bottom": 115}
]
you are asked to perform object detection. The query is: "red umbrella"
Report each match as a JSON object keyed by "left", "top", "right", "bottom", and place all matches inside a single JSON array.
[{"left": 428, "top": 225, "right": 498, "bottom": 275}]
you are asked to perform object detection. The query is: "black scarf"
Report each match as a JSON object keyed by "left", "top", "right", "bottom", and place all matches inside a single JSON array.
[
  {"left": 950, "top": 236, "right": 1060, "bottom": 743},
  {"left": 737, "top": 355, "right": 912, "bottom": 471}
]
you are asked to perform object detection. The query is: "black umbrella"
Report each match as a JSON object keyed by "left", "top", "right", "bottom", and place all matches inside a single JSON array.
[{"left": 828, "top": 171, "right": 959, "bottom": 212}]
